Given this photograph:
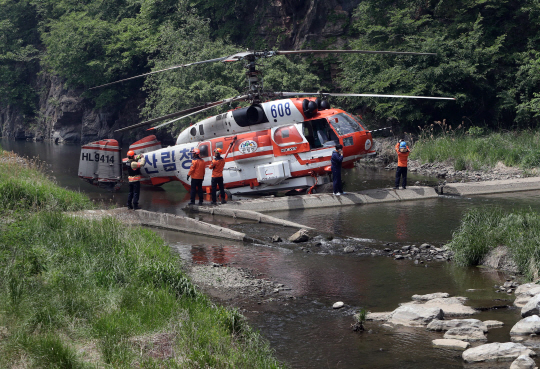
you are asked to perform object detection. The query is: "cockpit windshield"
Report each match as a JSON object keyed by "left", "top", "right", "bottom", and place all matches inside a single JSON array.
[{"left": 328, "top": 113, "right": 364, "bottom": 136}]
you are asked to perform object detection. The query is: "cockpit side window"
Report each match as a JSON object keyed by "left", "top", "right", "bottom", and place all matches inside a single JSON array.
[{"left": 328, "top": 113, "right": 364, "bottom": 136}]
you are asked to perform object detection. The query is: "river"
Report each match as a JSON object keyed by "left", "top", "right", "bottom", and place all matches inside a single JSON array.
[{"left": 3, "top": 139, "right": 540, "bottom": 368}]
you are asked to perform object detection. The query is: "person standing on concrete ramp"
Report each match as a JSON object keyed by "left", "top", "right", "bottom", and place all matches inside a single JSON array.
[
  {"left": 126, "top": 150, "right": 146, "bottom": 210},
  {"left": 331, "top": 144, "right": 345, "bottom": 195},
  {"left": 394, "top": 140, "right": 410, "bottom": 190},
  {"left": 187, "top": 148, "right": 206, "bottom": 205},
  {"left": 209, "top": 148, "right": 227, "bottom": 205}
]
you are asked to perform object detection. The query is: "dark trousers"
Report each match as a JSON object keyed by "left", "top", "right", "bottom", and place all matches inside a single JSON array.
[
  {"left": 332, "top": 170, "right": 343, "bottom": 194},
  {"left": 190, "top": 178, "right": 204, "bottom": 204},
  {"left": 395, "top": 166, "right": 407, "bottom": 188},
  {"left": 127, "top": 181, "right": 140, "bottom": 206},
  {"left": 211, "top": 177, "right": 225, "bottom": 203}
]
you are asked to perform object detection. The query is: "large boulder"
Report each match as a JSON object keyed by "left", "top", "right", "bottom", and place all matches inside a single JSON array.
[
  {"left": 412, "top": 292, "right": 450, "bottom": 301},
  {"left": 444, "top": 327, "right": 487, "bottom": 341},
  {"left": 462, "top": 342, "right": 536, "bottom": 363},
  {"left": 521, "top": 295, "right": 540, "bottom": 318},
  {"left": 387, "top": 305, "right": 443, "bottom": 327},
  {"left": 432, "top": 339, "right": 470, "bottom": 350},
  {"left": 510, "top": 315, "right": 540, "bottom": 336},
  {"left": 366, "top": 312, "right": 391, "bottom": 321},
  {"left": 480, "top": 245, "right": 519, "bottom": 273},
  {"left": 515, "top": 284, "right": 540, "bottom": 308},
  {"left": 427, "top": 319, "right": 487, "bottom": 333},
  {"left": 510, "top": 354, "right": 536, "bottom": 369}
]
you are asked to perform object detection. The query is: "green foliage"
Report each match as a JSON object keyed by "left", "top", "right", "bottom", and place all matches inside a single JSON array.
[
  {"left": 338, "top": 0, "right": 540, "bottom": 130},
  {"left": 449, "top": 208, "right": 540, "bottom": 280},
  {"left": 411, "top": 126, "right": 540, "bottom": 170}
]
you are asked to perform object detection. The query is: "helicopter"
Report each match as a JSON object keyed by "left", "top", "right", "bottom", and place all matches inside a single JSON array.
[{"left": 78, "top": 49, "right": 455, "bottom": 196}]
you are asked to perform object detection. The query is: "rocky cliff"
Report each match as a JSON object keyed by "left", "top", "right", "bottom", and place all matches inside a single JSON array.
[{"left": 0, "top": 0, "right": 361, "bottom": 144}]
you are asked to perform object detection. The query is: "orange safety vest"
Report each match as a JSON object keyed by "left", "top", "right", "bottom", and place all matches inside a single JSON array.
[
  {"left": 209, "top": 158, "right": 225, "bottom": 178},
  {"left": 188, "top": 158, "right": 206, "bottom": 179},
  {"left": 395, "top": 143, "right": 410, "bottom": 167}
]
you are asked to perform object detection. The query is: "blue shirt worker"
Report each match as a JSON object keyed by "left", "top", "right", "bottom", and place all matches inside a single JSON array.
[
  {"left": 394, "top": 140, "right": 410, "bottom": 190},
  {"left": 331, "top": 144, "right": 344, "bottom": 195}
]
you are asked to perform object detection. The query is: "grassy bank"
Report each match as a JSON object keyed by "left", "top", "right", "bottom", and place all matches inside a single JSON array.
[
  {"left": 0, "top": 150, "right": 92, "bottom": 215},
  {"left": 411, "top": 127, "right": 540, "bottom": 171},
  {"left": 0, "top": 148, "right": 282, "bottom": 368},
  {"left": 448, "top": 208, "right": 540, "bottom": 280}
]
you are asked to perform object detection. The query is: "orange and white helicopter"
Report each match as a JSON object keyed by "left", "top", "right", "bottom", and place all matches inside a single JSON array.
[{"left": 78, "top": 49, "right": 454, "bottom": 196}]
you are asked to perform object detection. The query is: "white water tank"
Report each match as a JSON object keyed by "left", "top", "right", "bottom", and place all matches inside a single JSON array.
[{"left": 256, "top": 161, "right": 291, "bottom": 185}]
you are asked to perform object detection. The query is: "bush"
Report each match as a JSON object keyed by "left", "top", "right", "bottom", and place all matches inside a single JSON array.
[{"left": 448, "top": 208, "right": 540, "bottom": 280}]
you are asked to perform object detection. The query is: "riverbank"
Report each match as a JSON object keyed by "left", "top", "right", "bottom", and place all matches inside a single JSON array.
[
  {"left": 0, "top": 150, "right": 283, "bottom": 368},
  {"left": 360, "top": 134, "right": 538, "bottom": 183}
]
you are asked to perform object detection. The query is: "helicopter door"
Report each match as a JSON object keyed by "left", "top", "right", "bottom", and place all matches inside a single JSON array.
[{"left": 271, "top": 123, "right": 310, "bottom": 157}]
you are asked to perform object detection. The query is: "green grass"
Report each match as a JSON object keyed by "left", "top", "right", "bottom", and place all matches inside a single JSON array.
[
  {"left": 0, "top": 212, "right": 282, "bottom": 368},
  {"left": 0, "top": 149, "right": 283, "bottom": 368},
  {"left": 0, "top": 150, "right": 92, "bottom": 215},
  {"left": 411, "top": 128, "right": 540, "bottom": 171},
  {"left": 448, "top": 207, "right": 540, "bottom": 280}
]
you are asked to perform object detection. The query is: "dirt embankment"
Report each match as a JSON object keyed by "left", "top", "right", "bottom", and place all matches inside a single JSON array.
[{"left": 359, "top": 137, "right": 533, "bottom": 183}]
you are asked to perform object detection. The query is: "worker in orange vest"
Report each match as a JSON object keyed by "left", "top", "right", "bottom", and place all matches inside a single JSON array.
[
  {"left": 126, "top": 150, "right": 146, "bottom": 209},
  {"left": 209, "top": 148, "right": 227, "bottom": 205},
  {"left": 187, "top": 148, "right": 206, "bottom": 205},
  {"left": 394, "top": 140, "right": 410, "bottom": 190}
]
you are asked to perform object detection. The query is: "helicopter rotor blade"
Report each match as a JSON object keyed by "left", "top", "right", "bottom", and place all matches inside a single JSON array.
[
  {"left": 279, "top": 92, "right": 455, "bottom": 101},
  {"left": 146, "top": 94, "right": 249, "bottom": 131},
  {"left": 89, "top": 56, "right": 230, "bottom": 90},
  {"left": 114, "top": 101, "right": 236, "bottom": 133},
  {"left": 275, "top": 50, "right": 436, "bottom": 56}
]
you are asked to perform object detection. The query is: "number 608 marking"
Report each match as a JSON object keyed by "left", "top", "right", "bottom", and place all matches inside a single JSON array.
[{"left": 270, "top": 102, "right": 292, "bottom": 118}]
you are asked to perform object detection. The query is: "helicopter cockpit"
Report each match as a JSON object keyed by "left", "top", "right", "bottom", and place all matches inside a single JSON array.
[{"left": 302, "top": 113, "right": 365, "bottom": 149}]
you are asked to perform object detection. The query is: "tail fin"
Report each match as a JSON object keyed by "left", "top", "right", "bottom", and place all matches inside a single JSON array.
[
  {"left": 128, "top": 135, "right": 161, "bottom": 155},
  {"left": 79, "top": 139, "right": 122, "bottom": 190}
]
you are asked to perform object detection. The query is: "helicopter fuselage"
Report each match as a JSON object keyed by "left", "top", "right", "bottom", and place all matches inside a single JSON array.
[{"left": 130, "top": 97, "right": 375, "bottom": 194}]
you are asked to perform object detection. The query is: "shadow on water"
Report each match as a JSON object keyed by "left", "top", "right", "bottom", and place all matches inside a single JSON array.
[{"left": 5, "top": 140, "right": 540, "bottom": 368}]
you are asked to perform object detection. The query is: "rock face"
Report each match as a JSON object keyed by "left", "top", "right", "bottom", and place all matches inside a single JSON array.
[
  {"left": 510, "top": 315, "right": 540, "bottom": 336},
  {"left": 510, "top": 354, "right": 536, "bottom": 369},
  {"left": 443, "top": 327, "right": 487, "bottom": 341},
  {"left": 522, "top": 295, "right": 540, "bottom": 318},
  {"left": 412, "top": 292, "right": 450, "bottom": 301},
  {"left": 288, "top": 229, "right": 310, "bottom": 243},
  {"left": 387, "top": 305, "right": 443, "bottom": 327},
  {"left": 432, "top": 339, "right": 470, "bottom": 350},
  {"left": 427, "top": 319, "right": 487, "bottom": 333},
  {"left": 480, "top": 246, "right": 519, "bottom": 273},
  {"left": 1, "top": 74, "right": 149, "bottom": 144},
  {"left": 462, "top": 342, "right": 536, "bottom": 363}
]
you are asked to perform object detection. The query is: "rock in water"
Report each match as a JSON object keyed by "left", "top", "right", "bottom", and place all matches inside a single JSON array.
[
  {"left": 432, "top": 339, "right": 470, "bottom": 350},
  {"left": 412, "top": 292, "right": 450, "bottom": 301},
  {"left": 427, "top": 318, "right": 487, "bottom": 333},
  {"left": 444, "top": 327, "right": 487, "bottom": 341},
  {"left": 510, "top": 354, "right": 536, "bottom": 369},
  {"left": 510, "top": 315, "right": 540, "bottom": 336},
  {"left": 332, "top": 301, "right": 344, "bottom": 309},
  {"left": 387, "top": 305, "right": 443, "bottom": 327},
  {"left": 288, "top": 229, "right": 309, "bottom": 243},
  {"left": 271, "top": 235, "right": 282, "bottom": 242},
  {"left": 483, "top": 320, "right": 504, "bottom": 329},
  {"left": 462, "top": 342, "right": 536, "bottom": 363},
  {"left": 521, "top": 294, "right": 540, "bottom": 317}
]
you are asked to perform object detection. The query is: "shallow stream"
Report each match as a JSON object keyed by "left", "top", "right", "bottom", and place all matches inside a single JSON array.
[{"left": 4, "top": 139, "right": 540, "bottom": 368}]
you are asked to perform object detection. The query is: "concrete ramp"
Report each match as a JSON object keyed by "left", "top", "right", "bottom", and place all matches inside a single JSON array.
[
  {"left": 219, "top": 186, "right": 438, "bottom": 213},
  {"left": 442, "top": 177, "right": 540, "bottom": 196}
]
